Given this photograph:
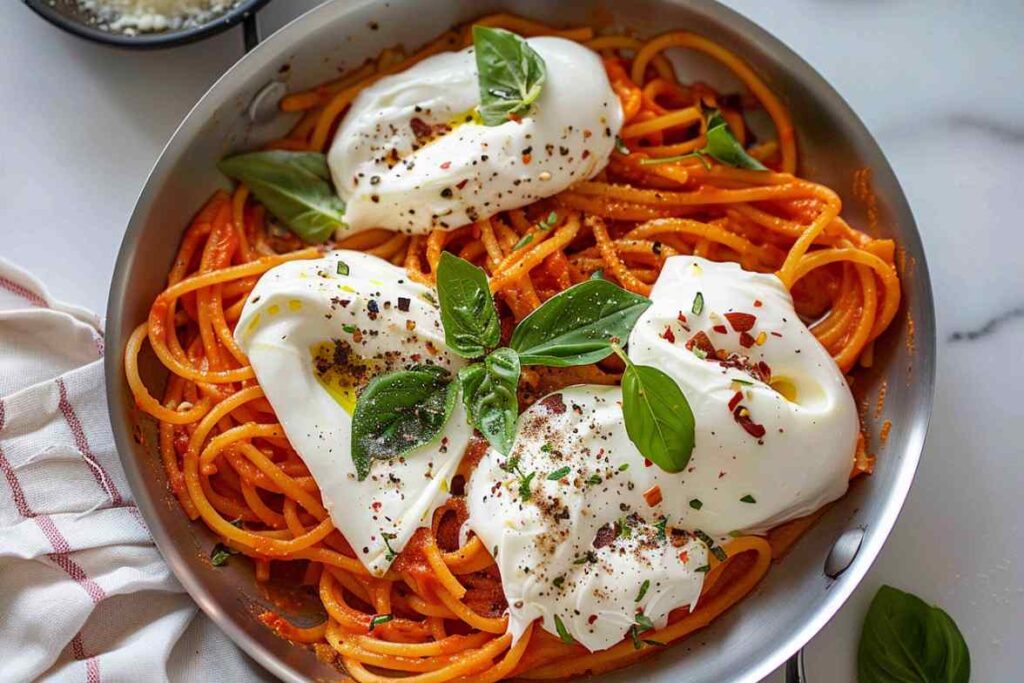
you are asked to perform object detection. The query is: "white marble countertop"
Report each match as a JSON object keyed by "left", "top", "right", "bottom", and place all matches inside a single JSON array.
[{"left": 1, "top": 1, "right": 1021, "bottom": 680}]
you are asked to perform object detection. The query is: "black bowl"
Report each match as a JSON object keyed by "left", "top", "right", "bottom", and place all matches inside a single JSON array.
[{"left": 23, "top": 0, "right": 273, "bottom": 49}]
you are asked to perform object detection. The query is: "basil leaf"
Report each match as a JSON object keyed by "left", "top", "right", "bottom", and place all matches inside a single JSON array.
[
  {"left": 473, "top": 26, "right": 547, "bottom": 126},
  {"left": 701, "top": 109, "right": 767, "bottom": 171},
  {"left": 218, "top": 151, "right": 345, "bottom": 243},
  {"left": 509, "top": 280, "right": 651, "bottom": 367},
  {"left": 351, "top": 365, "right": 458, "bottom": 481},
  {"left": 458, "top": 348, "right": 521, "bottom": 455},
  {"left": 436, "top": 252, "right": 501, "bottom": 359},
  {"left": 859, "top": 585, "right": 970, "bottom": 683},
  {"left": 621, "top": 363, "right": 695, "bottom": 473}
]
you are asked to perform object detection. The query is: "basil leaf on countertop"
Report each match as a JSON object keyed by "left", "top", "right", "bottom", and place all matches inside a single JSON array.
[
  {"left": 218, "top": 150, "right": 345, "bottom": 244},
  {"left": 510, "top": 279, "right": 652, "bottom": 367},
  {"left": 351, "top": 365, "right": 458, "bottom": 481},
  {"left": 701, "top": 108, "right": 767, "bottom": 171},
  {"left": 436, "top": 252, "right": 501, "bottom": 359},
  {"left": 473, "top": 26, "right": 547, "bottom": 126},
  {"left": 617, "top": 350, "right": 695, "bottom": 473},
  {"left": 859, "top": 585, "right": 970, "bottom": 683},
  {"left": 458, "top": 348, "right": 521, "bottom": 455}
]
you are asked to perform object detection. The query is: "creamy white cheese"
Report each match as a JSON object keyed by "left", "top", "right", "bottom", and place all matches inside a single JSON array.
[
  {"left": 466, "top": 256, "right": 858, "bottom": 650},
  {"left": 327, "top": 37, "right": 623, "bottom": 235},
  {"left": 235, "top": 251, "right": 472, "bottom": 577}
]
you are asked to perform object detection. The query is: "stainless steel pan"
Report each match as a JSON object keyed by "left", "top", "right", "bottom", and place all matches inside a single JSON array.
[{"left": 104, "top": 1, "right": 936, "bottom": 680}]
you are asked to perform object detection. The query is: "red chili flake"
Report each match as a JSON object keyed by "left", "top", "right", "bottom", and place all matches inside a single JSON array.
[
  {"left": 725, "top": 312, "right": 757, "bottom": 332},
  {"left": 685, "top": 331, "right": 717, "bottom": 357},
  {"left": 588, "top": 614, "right": 598, "bottom": 625},
  {"left": 643, "top": 485, "right": 663, "bottom": 507},
  {"left": 507, "top": 112, "right": 522, "bottom": 123},
  {"left": 677, "top": 312, "right": 688, "bottom": 324},
  {"left": 540, "top": 393, "right": 567, "bottom": 415},
  {"left": 410, "top": 117, "right": 431, "bottom": 139},
  {"left": 753, "top": 300, "right": 763, "bottom": 308},
  {"left": 718, "top": 471, "right": 726, "bottom": 479},
  {"left": 456, "top": 179, "right": 469, "bottom": 190},
  {"left": 712, "top": 324, "right": 728, "bottom": 334},
  {"left": 739, "top": 332, "right": 756, "bottom": 348},
  {"left": 753, "top": 361, "right": 772, "bottom": 383},
  {"left": 581, "top": 149, "right": 591, "bottom": 159},
  {"left": 733, "top": 405, "right": 767, "bottom": 439},
  {"left": 678, "top": 551, "right": 689, "bottom": 563},
  {"left": 728, "top": 391, "right": 743, "bottom": 412},
  {"left": 770, "top": 331, "right": 783, "bottom": 338},
  {"left": 644, "top": 458, "right": 653, "bottom": 468},
  {"left": 371, "top": 501, "right": 382, "bottom": 512},
  {"left": 593, "top": 523, "right": 617, "bottom": 549},
  {"left": 440, "top": 161, "right": 452, "bottom": 170},
  {"left": 661, "top": 326, "right": 676, "bottom": 343},
  {"left": 583, "top": 129, "right": 593, "bottom": 139},
  {"left": 522, "top": 153, "right": 532, "bottom": 164}
]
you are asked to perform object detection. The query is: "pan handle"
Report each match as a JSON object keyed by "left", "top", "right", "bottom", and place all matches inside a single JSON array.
[
  {"left": 786, "top": 649, "right": 806, "bottom": 683},
  {"left": 243, "top": 11, "right": 261, "bottom": 52}
]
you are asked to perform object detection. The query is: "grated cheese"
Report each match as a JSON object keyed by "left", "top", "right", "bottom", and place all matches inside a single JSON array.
[{"left": 76, "top": 0, "right": 237, "bottom": 35}]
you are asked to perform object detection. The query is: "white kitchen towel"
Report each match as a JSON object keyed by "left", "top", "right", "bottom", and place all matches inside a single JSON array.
[{"left": 0, "top": 258, "right": 270, "bottom": 683}]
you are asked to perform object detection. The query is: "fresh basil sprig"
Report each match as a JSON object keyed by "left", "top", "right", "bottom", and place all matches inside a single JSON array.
[
  {"left": 218, "top": 151, "right": 345, "bottom": 243},
  {"left": 639, "top": 107, "right": 766, "bottom": 171},
  {"left": 510, "top": 279, "right": 651, "bottom": 366},
  {"left": 612, "top": 344, "right": 695, "bottom": 473},
  {"left": 473, "top": 26, "right": 547, "bottom": 126},
  {"left": 350, "top": 252, "right": 695, "bottom": 475},
  {"left": 859, "top": 585, "right": 970, "bottom": 683},
  {"left": 350, "top": 365, "right": 458, "bottom": 481},
  {"left": 436, "top": 252, "right": 501, "bottom": 358},
  {"left": 458, "top": 348, "right": 521, "bottom": 455}
]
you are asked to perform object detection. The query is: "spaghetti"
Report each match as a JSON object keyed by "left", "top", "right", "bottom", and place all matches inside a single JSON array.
[{"left": 125, "top": 14, "right": 899, "bottom": 681}]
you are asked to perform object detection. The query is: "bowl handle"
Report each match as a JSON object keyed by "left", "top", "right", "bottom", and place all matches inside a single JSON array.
[{"left": 786, "top": 649, "right": 806, "bottom": 682}]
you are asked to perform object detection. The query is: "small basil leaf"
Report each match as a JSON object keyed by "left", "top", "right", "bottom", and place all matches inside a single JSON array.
[
  {"left": 351, "top": 365, "right": 458, "bottom": 481},
  {"left": 701, "top": 108, "right": 767, "bottom": 171},
  {"left": 859, "top": 585, "right": 970, "bottom": 683},
  {"left": 436, "top": 252, "right": 501, "bottom": 359},
  {"left": 621, "top": 364, "right": 695, "bottom": 472},
  {"left": 473, "top": 26, "right": 547, "bottom": 126},
  {"left": 218, "top": 151, "right": 345, "bottom": 243},
  {"left": 510, "top": 279, "right": 652, "bottom": 367},
  {"left": 458, "top": 348, "right": 521, "bottom": 455}
]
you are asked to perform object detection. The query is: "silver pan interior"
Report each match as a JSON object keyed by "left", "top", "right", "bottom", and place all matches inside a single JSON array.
[{"left": 104, "top": 0, "right": 936, "bottom": 680}]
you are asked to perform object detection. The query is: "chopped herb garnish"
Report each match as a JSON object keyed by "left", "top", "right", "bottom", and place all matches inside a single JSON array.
[
  {"left": 614, "top": 136, "right": 631, "bottom": 155},
  {"left": 518, "top": 471, "right": 536, "bottom": 501},
  {"left": 740, "top": 494, "right": 757, "bottom": 504},
  {"left": 692, "top": 291, "right": 704, "bottom": 315},
  {"left": 636, "top": 579, "right": 650, "bottom": 602},
  {"left": 618, "top": 516, "right": 632, "bottom": 539},
  {"left": 343, "top": 324, "right": 357, "bottom": 334},
  {"left": 689, "top": 498, "right": 703, "bottom": 510},
  {"left": 629, "top": 614, "right": 664, "bottom": 649},
  {"left": 695, "top": 564, "right": 711, "bottom": 573},
  {"left": 381, "top": 532, "right": 398, "bottom": 561},
  {"left": 692, "top": 347, "right": 708, "bottom": 360},
  {"left": 585, "top": 474, "right": 602, "bottom": 486},
  {"left": 732, "top": 378, "right": 754, "bottom": 386},
  {"left": 336, "top": 261, "right": 350, "bottom": 276},
  {"left": 618, "top": 462, "right": 629, "bottom": 472},
  {"left": 538, "top": 211, "right": 558, "bottom": 231},
  {"left": 634, "top": 613, "right": 655, "bottom": 631},
  {"left": 654, "top": 516, "right": 669, "bottom": 542},
  {"left": 574, "top": 551, "right": 598, "bottom": 565},
  {"left": 694, "top": 529, "right": 728, "bottom": 562},
  {"left": 547, "top": 466, "right": 571, "bottom": 480},
  {"left": 369, "top": 614, "right": 393, "bottom": 631},
  {"left": 553, "top": 614, "right": 575, "bottom": 644},
  {"left": 540, "top": 442, "right": 553, "bottom": 453},
  {"left": 210, "top": 543, "right": 235, "bottom": 567},
  {"left": 512, "top": 234, "right": 534, "bottom": 250},
  {"left": 552, "top": 575, "right": 565, "bottom": 588}
]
